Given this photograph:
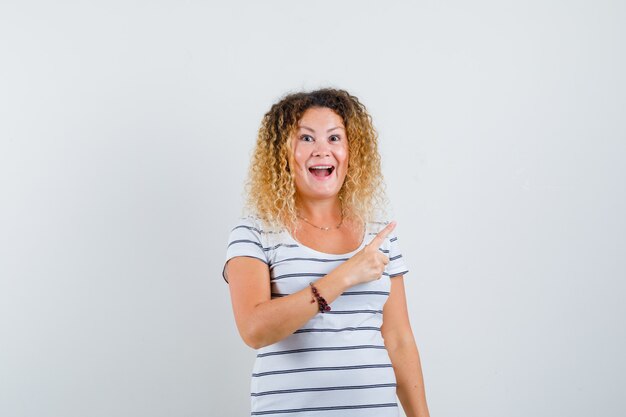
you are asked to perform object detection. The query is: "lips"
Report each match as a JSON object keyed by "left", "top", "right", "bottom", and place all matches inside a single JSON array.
[{"left": 308, "top": 165, "right": 335, "bottom": 177}]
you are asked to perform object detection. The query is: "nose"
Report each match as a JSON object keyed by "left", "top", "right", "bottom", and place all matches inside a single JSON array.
[
  {"left": 312, "top": 150, "right": 329, "bottom": 157},
  {"left": 312, "top": 141, "right": 330, "bottom": 157}
]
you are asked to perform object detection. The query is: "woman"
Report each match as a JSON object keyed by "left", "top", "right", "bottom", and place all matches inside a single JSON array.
[{"left": 223, "top": 89, "right": 430, "bottom": 417}]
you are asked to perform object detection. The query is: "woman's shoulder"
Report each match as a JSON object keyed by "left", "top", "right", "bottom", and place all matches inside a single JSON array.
[
  {"left": 364, "top": 219, "right": 394, "bottom": 235},
  {"left": 363, "top": 218, "right": 400, "bottom": 253},
  {"left": 228, "top": 215, "right": 291, "bottom": 248},
  {"left": 229, "top": 215, "right": 287, "bottom": 234},
  {"left": 229, "top": 215, "right": 265, "bottom": 234}
]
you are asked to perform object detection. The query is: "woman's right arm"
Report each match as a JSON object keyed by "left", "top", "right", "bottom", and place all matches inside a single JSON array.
[
  {"left": 226, "top": 257, "right": 351, "bottom": 349},
  {"left": 226, "top": 221, "right": 397, "bottom": 349}
]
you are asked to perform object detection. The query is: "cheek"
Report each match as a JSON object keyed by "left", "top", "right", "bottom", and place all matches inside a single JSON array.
[
  {"left": 336, "top": 147, "right": 349, "bottom": 166},
  {"left": 291, "top": 147, "right": 306, "bottom": 169}
]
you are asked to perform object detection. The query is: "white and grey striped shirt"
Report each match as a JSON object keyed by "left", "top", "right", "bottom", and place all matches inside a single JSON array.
[{"left": 224, "top": 216, "right": 409, "bottom": 417}]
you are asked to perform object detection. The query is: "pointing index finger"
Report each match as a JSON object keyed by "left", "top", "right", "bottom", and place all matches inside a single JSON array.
[{"left": 370, "top": 221, "right": 397, "bottom": 249}]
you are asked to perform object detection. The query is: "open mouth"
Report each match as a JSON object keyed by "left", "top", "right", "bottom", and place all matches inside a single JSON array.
[{"left": 308, "top": 165, "right": 335, "bottom": 178}]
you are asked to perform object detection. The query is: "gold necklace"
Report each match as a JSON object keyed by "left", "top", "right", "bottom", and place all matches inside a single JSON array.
[{"left": 297, "top": 212, "right": 344, "bottom": 231}]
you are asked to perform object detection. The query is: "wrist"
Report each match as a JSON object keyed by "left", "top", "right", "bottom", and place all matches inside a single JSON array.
[{"left": 329, "top": 265, "right": 357, "bottom": 289}]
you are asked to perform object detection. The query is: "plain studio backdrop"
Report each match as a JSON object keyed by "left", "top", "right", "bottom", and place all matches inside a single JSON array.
[{"left": 1, "top": 1, "right": 625, "bottom": 416}]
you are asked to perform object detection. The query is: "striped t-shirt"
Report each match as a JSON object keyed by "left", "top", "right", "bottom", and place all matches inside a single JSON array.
[{"left": 224, "top": 216, "right": 409, "bottom": 417}]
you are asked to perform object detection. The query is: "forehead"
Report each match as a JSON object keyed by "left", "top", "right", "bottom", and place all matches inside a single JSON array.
[{"left": 297, "top": 107, "right": 344, "bottom": 129}]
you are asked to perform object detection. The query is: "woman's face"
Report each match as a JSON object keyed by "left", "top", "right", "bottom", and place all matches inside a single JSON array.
[{"left": 290, "top": 107, "right": 349, "bottom": 202}]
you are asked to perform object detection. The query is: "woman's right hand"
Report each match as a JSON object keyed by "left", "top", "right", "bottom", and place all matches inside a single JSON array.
[{"left": 336, "top": 221, "right": 397, "bottom": 286}]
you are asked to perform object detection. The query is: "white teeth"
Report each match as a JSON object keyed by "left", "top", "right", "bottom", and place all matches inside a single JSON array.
[{"left": 310, "top": 166, "right": 333, "bottom": 170}]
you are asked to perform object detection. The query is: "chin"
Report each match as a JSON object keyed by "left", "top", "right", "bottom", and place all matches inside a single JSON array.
[{"left": 301, "top": 186, "right": 343, "bottom": 200}]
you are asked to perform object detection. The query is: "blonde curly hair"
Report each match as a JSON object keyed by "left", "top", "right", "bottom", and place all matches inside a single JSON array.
[{"left": 245, "top": 88, "right": 387, "bottom": 230}]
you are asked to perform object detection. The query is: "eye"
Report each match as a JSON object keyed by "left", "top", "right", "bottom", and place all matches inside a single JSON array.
[
  {"left": 300, "top": 134, "right": 314, "bottom": 142},
  {"left": 329, "top": 135, "right": 341, "bottom": 142}
]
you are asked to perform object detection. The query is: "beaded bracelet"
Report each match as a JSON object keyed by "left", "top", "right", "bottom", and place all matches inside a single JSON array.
[{"left": 309, "top": 282, "right": 331, "bottom": 313}]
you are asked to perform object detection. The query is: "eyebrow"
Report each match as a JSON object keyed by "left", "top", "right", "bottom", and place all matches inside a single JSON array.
[{"left": 298, "top": 125, "right": 346, "bottom": 133}]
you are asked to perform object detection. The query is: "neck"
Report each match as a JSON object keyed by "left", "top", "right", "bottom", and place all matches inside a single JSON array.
[{"left": 296, "top": 196, "right": 343, "bottom": 224}]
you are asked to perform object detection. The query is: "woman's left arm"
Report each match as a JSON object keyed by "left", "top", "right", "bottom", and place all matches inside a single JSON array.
[{"left": 381, "top": 275, "right": 431, "bottom": 417}]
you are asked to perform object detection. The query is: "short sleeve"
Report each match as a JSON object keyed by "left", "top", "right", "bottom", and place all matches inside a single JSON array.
[
  {"left": 386, "top": 233, "right": 409, "bottom": 278},
  {"left": 222, "top": 217, "right": 269, "bottom": 283}
]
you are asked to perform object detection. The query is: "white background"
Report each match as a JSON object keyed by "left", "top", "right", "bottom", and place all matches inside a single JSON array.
[{"left": 1, "top": 1, "right": 625, "bottom": 416}]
